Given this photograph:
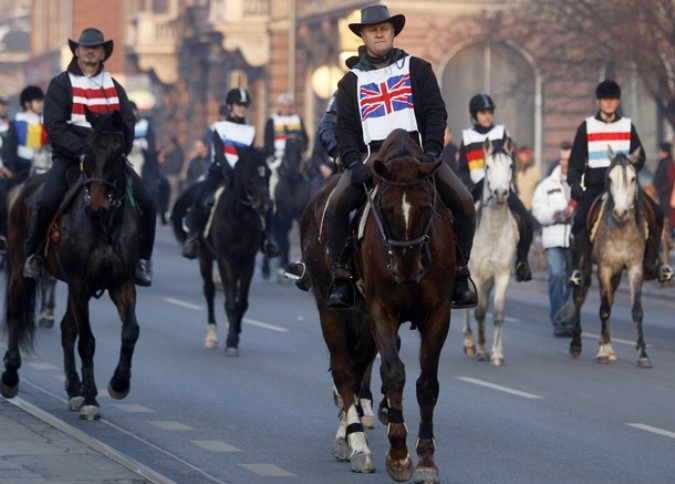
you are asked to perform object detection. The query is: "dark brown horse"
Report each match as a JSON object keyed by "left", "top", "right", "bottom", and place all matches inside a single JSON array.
[
  {"left": 2, "top": 110, "right": 140, "bottom": 420},
  {"left": 300, "top": 128, "right": 455, "bottom": 482},
  {"left": 172, "top": 146, "right": 272, "bottom": 355}
]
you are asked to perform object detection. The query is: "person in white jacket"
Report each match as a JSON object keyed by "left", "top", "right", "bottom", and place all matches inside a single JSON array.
[{"left": 532, "top": 142, "right": 574, "bottom": 337}]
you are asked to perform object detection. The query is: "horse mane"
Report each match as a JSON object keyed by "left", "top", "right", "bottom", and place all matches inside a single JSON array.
[
  {"left": 87, "top": 110, "right": 124, "bottom": 141},
  {"left": 232, "top": 147, "right": 268, "bottom": 194}
]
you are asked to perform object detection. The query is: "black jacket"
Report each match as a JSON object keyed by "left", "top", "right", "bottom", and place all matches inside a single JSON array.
[
  {"left": 44, "top": 57, "right": 135, "bottom": 160},
  {"left": 336, "top": 49, "right": 447, "bottom": 169}
]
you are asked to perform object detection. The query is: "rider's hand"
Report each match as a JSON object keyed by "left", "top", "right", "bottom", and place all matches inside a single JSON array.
[
  {"left": 349, "top": 163, "right": 372, "bottom": 187},
  {"left": 0, "top": 165, "right": 12, "bottom": 179},
  {"left": 571, "top": 183, "right": 585, "bottom": 201}
]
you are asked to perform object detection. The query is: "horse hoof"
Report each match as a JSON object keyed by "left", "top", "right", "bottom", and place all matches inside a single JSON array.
[
  {"left": 608, "top": 352, "right": 617, "bottom": 362},
  {"left": 204, "top": 324, "right": 218, "bottom": 349},
  {"left": 225, "top": 346, "right": 239, "bottom": 357},
  {"left": 386, "top": 452, "right": 414, "bottom": 482},
  {"left": 463, "top": 345, "right": 475, "bottom": 357},
  {"left": 108, "top": 379, "right": 130, "bottom": 400},
  {"left": 0, "top": 379, "right": 18, "bottom": 399},
  {"left": 570, "top": 344, "right": 582, "bottom": 358},
  {"left": 597, "top": 356, "right": 610, "bottom": 364},
  {"left": 68, "top": 396, "right": 84, "bottom": 411},
  {"left": 413, "top": 465, "right": 440, "bottom": 484},
  {"left": 332, "top": 436, "right": 350, "bottom": 461},
  {"left": 638, "top": 357, "right": 652, "bottom": 368},
  {"left": 80, "top": 404, "right": 101, "bottom": 421},
  {"left": 490, "top": 357, "right": 504, "bottom": 367},
  {"left": 351, "top": 451, "right": 375, "bottom": 473},
  {"left": 477, "top": 351, "right": 489, "bottom": 362}
]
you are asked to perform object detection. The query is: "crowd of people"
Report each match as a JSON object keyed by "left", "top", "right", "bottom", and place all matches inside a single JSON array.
[{"left": 1, "top": 4, "right": 674, "bottom": 340}]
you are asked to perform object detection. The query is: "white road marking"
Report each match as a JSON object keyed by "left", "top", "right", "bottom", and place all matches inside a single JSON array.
[
  {"left": 148, "top": 420, "right": 194, "bottom": 430},
  {"left": 191, "top": 440, "right": 242, "bottom": 452},
  {"left": 164, "top": 298, "right": 289, "bottom": 332},
  {"left": 457, "top": 376, "right": 543, "bottom": 399},
  {"left": 242, "top": 318, "right": 288, "bottom": 332},
  {"left": 164, "top": 297, "right": 204, "bottom": 310},
  {"left": 113, "top": 404, "right": 155, "bottom": 413},
  {"left": 626, "top": 423, "right": 675, "bottom": 439},
  {"left": 582, "top": 332, "right": 651, "bottom": 347},
  {"left": 27, "top": 362, "right": 60, "bottom": 370},
  {"left": 238, "top": 463, "right": 296, "bottom": 477}
]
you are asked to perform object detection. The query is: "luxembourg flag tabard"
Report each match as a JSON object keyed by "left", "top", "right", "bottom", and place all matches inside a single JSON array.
[{"left": 354, "top": 55, "right": 417, "bottom": 146}]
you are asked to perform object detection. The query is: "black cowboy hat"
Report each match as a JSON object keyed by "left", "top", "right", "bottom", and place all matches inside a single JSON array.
[
  {"left": 348, "top": 5, "right": 406, "bottom": 37},
  {"left": 68, "top": 28, "right": 114, "bottom": 62}
]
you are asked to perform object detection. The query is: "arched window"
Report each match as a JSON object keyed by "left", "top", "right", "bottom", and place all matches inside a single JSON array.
[{"left": 442, "top": 41, "right": 538, "bottom": 159}]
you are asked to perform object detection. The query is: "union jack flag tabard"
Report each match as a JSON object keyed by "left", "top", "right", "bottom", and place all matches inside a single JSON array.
[
  {"left": 360, "top": 73, "right": 412, "bottom": 120},
  {"left": 355, "top": 55, "right": 418, "bottom": 146}
]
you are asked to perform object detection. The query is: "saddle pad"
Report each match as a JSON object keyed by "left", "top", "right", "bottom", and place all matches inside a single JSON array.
[{"left": 204, "top": 185, "right": 225, "bottom": 239}]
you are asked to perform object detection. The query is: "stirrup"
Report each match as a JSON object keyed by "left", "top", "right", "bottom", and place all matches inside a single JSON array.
[{"left": 569, "top": 269, "right": 583, "bottom": 287}]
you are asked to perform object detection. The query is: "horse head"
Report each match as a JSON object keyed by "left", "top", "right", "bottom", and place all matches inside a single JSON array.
[
  {"left": 372, "top": 129, "right": 440, "bottom": 285},
  {"left": 233, "top": 147, "right": 272, "bottom": 215},
  {"left": 482, "top": 137, "right": 514, "bottom": 205},
  {"left": 82, "top": 109, "right": 127, "bottom": 217},
  {"left": 606, "top": 146, "right": 640, "bottom": 224},
  {"left": 278, "top": 132, "right": 306, "bottom": 181}
]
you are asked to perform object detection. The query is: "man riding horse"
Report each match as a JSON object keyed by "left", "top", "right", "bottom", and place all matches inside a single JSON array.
[
  {"left": 567, "top": 79, "right": 673, "bottom": 287},
  {"left": 325, "top": 4, "right": 477, "bottom": 310},
  {"left": 181, "top": 88, "right": 279, "bottom": 260},
  {"left": 22, "top": 28, "right": 155, "bottom": 286}
]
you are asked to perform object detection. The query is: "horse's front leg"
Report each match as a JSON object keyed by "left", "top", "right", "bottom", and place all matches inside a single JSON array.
[
  {"left": 60, "top": 305, "right": 83, "bottom": 411},
  {"left": 627, "top": 266, "right": 650, "bottom": 368},
  {"left": 199, "top": 255, "right": 218, "bottom": 349},
  {"left": 490, "top": 274, "right": 510, "bottom": 366},
  {"left": 108, "top": 283, "right": 140, "bottom": 400},
  {"left": 569, "top": 276, "right": 590, "bottom": 358},
  {"left": 596, "top": 270, "right": 618, "bottom": 364},
  {"left": 39, "top": 274, "right": 57, "bottom": 328},
  {"left": 474, "top": 279, "right": 491, "bottom": 362},
  {"left": 413, "top": 303, "right": 450, "bottom": 484},
  {"left": 67, "top": 289, "right": 100, "bottom": 420},
  {"left": 370, "top": 303, "right": 413, "bottom": 482},
  {"left": 221, "top": 259, "right": 254, "bottom": 356}
]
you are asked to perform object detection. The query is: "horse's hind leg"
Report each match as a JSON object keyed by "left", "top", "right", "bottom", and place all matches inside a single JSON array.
[
  {"left": 462, "top": 309, "right": 475, "bottom": 357},
  {"left": 39, "top": 274, "right": 57, "bottom": 328},
  {"left": 200, "top": 256, "right": 218, "bottom": 349},
  {"left": 490, "top": 275, "right": 510, "bottom": 366},
  {"left": 475, "top": 280, "right": 491, "bottom": 361},
  {"left": 108, "top": 284, "right": 140, "bottom": 402},
  {"left": 569, "top": 281, "right": 589, "bottom": 358}
]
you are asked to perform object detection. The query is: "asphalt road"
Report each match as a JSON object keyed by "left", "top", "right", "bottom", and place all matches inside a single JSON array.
[{"left": 2, "top": 224, "right": 675, "bottom": 484}]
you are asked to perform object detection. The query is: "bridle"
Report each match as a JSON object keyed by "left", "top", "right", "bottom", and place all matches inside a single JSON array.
[
  {"left": 482, "top": 145, "right": 513, "bottom": 206},
  {"left": 364, "top": 171, "right": 438, "bottom": 278},
  {"left": 80, "top": 130, "right": 128, "bottom": 209}
]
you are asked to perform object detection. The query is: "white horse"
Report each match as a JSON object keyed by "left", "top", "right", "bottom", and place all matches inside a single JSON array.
[{"left": 463, "top": 138, "right": 517, "bottom": 366}]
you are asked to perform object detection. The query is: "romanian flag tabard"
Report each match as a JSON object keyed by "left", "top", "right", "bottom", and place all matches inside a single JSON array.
[{"left": 15, "top": 118, "right": 47, "bottom": 149}]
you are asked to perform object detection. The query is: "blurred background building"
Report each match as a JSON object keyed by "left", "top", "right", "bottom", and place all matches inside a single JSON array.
[{"left": 0, "top": 0, "right": 669, "bottom": 171}]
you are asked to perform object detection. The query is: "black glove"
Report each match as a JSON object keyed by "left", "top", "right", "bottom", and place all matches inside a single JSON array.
[
  {"left": 571, "top": 183, "right": 585, "bottom": 201},
  {"left": 424, "top": 152, "right": 439, "bottom": 164},
  {"left": 349, "top": 163, "right": 373, "bottom": 186}
]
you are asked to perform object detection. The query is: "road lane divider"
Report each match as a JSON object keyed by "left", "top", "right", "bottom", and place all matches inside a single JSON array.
[{"left": 457, "top": 377, "right": 543, "bottom": 399}]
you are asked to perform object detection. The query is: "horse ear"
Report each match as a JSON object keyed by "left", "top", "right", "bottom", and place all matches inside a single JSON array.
[
  {"left": 629, "top": 147, "right": 641, "bottom": 164},
  {"left": 374, "top": 159, "right": 387, "bottom": 178},
  {"left": 483, "top": 138, "right": 494, "bottom": 157},
  {"left": 607, "top": 145, "right": 615, "bottom": 160},
  {"left": 503, "top": 138, "right": 514, "bottom": 155}
]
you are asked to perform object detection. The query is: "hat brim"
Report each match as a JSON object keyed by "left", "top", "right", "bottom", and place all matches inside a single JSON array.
[
  {"left": 69, "top": 38, "right": 114, "bottom": 62},
  {"left": 348, "top": 14, "right": 406, "bottom": 37}
]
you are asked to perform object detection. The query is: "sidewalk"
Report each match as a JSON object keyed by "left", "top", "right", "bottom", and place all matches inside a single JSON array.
[{"left": 0, "top": 396, "right": 174, "bottom": 483}]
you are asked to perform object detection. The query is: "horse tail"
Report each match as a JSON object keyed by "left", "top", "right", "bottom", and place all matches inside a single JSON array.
[{"left": 3, "top": 192, "right": 38, "bottom": 353}]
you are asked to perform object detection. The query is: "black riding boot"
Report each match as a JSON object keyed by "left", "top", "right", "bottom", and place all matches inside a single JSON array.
[
  {"left": 512, "top": 210, "right": 533, "bottom": 282},
  {"left": 643, "top": 228, "right": 674, "bottom": 283},
  {"left": 452, "top": 239, "right": 478, "bottom": 309},
  {"left": 260, "top": 208, "right": 280, "bottom": 258},
  {"left": 569, "top": 228, "right": 591, "bottom": 287},
  {"left": 23, "top": 206, "right": 50, "bottom": 279},
  {"left": 325, "top": 213, "right": 355, "bottom": 309}
]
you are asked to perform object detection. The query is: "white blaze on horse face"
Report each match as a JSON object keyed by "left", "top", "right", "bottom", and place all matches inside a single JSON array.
[
  {"left": 609, "top": 161, "right": 637, "bottom": 223},
  {"left": 401, "top": 190, "right": 412, "bottom": 235},
  {"left": 485, "top": 150, "right": 513, "bottom": 205}
]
